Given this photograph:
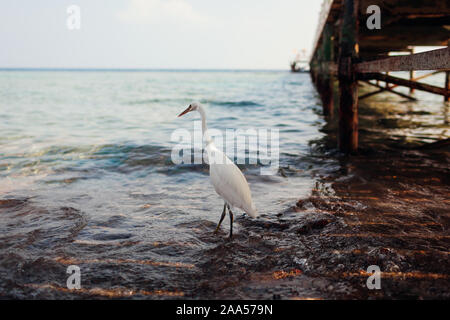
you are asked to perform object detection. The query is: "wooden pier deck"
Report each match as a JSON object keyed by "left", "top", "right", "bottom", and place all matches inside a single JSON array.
[{"left": 310, "top": 0, "right": 450, "bottom": 153}]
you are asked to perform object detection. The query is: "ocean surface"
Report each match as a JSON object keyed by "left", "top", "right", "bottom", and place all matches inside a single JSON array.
[
  {"left": 0, "top": 70, "right": 448, "bottom": 299},
  {"left": 0, "top": 70, "right": 327, "bottom": 298}
]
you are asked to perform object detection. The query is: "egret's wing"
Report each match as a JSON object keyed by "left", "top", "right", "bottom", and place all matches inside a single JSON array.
[{"left": 208, "top": 147, "right": 257, "bottom": 217}]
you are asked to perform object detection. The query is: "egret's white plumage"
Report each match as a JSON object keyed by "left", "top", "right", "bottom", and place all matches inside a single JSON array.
[
  {"left": 207, "top": 143, "right": 257, "bottom": 218},
  {"left": 178, "top": 102, "right": 257, "bottom": 237}
]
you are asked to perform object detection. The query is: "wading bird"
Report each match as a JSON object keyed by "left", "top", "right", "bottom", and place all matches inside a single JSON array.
[{"left": 178, "top": 102, "right": 257, "bottom": 238}]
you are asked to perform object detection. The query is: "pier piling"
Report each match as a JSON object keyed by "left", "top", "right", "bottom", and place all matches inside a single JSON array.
[
  {"left": 338, "top": 0, "right": 359, "bottom": 153},
  {"left": 321, "top": 23, "right": 335, "bottom": 116}
]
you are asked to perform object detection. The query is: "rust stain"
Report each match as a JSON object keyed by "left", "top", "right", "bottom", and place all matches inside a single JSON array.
[{"left": 272, "top": 269, "right": 302, "bottom": 280}]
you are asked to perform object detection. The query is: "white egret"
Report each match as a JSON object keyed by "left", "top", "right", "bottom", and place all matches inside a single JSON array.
[{"left": 178, "top": 102, "right": 257, "bottom": 238}]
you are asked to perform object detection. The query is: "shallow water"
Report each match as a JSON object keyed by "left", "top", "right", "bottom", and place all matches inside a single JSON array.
[
  {"left": 0, "top": 71, "right": 323, "bottom": 298},
  {"left": 0, "top": 70, "right": 448, "bottom": 299}
]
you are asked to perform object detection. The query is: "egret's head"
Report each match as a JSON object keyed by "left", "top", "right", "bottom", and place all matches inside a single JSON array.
[{"left": 178, "top": 102, "right": 200, "bottom": 117}]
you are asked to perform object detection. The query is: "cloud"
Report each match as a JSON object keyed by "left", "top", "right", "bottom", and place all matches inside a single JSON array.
[{"left": 117, "top": 0, "right": 210, "bottom": 25}]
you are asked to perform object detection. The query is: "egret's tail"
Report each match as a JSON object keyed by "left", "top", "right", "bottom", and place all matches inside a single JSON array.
[{"left": 246, "top": 203, "right": 258, "bottom": 218}]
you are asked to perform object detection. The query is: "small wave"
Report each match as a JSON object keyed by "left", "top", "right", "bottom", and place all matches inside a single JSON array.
[
  {"left": 217, "top": 116, "right": 238, "bottom": 121},
  {"left": 126, "top": 98, "right": 188, "bottom": 105},
  {"left": 88, "top": 144, "right": 173, "bottom": 173},
  {"left": 127, "top": 98, "right": 164, "bottom": 105},
  {"left": 0, "top": 201, "right": 87, "bottom": 250},
  {"left": 208, "top": 100, "right": 263, "bottom": 107},
  {"left": 92, "top": 233, "right": 134, "bottom": 241}
]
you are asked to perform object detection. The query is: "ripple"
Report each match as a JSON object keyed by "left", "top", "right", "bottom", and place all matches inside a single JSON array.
[{"left": 209, "top": 100, "right": 263, "bottom": 107}]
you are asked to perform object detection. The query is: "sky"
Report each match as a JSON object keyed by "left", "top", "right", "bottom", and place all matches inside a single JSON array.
[{"left": 0, "top": 0, "right": 322, "bottom": 70}]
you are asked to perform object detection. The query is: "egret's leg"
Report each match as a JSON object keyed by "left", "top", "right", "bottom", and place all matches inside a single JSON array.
[
  {"left": 214, "top": 203, "right": 227, "bottom": 234},
  {"left": 227, "top": 204, "right": 234, "bottom": 238}
]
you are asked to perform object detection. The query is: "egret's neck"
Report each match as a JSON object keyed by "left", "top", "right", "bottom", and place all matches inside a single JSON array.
[{"left": 197, "top": 106, "right": 212, "bottom": 144}]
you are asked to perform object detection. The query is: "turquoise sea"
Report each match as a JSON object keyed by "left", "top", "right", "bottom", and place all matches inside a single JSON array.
[{"left": 0, "top": 70, "right": 328, "bottom": 298}]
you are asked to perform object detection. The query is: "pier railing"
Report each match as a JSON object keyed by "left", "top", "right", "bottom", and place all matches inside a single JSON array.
[{"left": 311, "top": 0, "right": 334, "bottom": 61}]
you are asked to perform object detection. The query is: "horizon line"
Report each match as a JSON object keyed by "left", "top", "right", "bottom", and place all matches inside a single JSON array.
[{"left": 0, "top": 67, "right": 291, "bottom": 72}]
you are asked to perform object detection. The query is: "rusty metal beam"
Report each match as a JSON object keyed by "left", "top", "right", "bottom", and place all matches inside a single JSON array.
[
  {"left": 390, "top": 70, "right": 442, "bottom": 90},
  {"left": 355, "top": 47, "right": 450, "bottom": 73},
  {"left": 358, "top": 73, "right": 449, "bottom": 97},
  {"left": 360, "top": 80, "right": 417, "bottom": 101},
  {"left": 359, "top": 88, "right": 384, "bottom": 100}
]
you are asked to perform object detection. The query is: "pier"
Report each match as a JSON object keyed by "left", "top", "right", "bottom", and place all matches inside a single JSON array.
[{"left": 310, "top": 0, "right": 450, "bottom": 153}]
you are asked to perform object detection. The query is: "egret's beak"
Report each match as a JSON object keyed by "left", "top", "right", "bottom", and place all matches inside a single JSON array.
[{"left": 178, "top": 105, "right": 192, "bottom": 117}]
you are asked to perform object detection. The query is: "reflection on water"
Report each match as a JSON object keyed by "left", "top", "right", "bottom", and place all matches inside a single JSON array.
[{"left": 0, "top": 71, "right": 449, "bottom": 299}]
